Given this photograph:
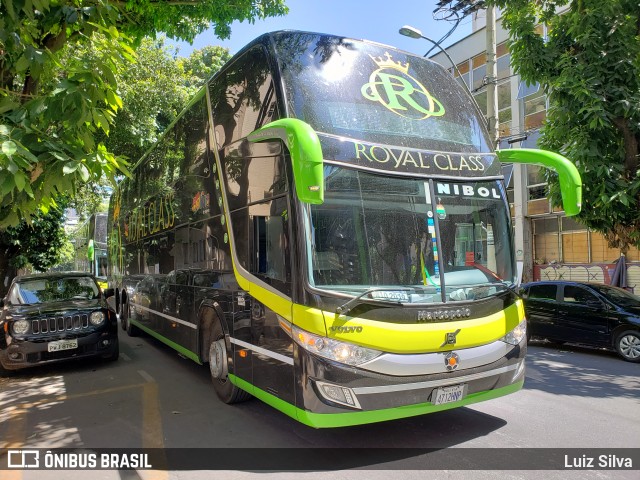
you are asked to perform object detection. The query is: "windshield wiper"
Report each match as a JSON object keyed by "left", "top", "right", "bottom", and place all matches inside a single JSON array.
[
  {"left": 336, "top": 287, "right": 412, "bottom": 316},
  {"left": 449, "top": 281, "right": 520, "bottom": 300}
]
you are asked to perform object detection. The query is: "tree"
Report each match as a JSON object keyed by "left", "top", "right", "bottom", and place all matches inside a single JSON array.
[
  {"left": 178, "top": 45, "right": 233, "bottom": 89},
  {"left": 0, "top": 0, "right": 288, "bottom": 227},
  {"left": 66, "top": 37, "right": 231, "bottom": 219},
  {"left": 492, "top": 0, "right": 640, "bottom": 252},
  {"left": 0, "top": 199, "right": 69, "bottom": 296}
]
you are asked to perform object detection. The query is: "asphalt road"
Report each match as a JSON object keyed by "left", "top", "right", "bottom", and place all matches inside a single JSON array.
[{"left": 0, "top": 326, "right": 638, "bottom": 480}]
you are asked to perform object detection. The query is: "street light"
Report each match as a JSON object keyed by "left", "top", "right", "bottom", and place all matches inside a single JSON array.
[
  {"left": 398, "top": 25, "right": 470, "bottom": 93},
  {"left": 398, "top": 25, "right": 423, "bottom": 39}
]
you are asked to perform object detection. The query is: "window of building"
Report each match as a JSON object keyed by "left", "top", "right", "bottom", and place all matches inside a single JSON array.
[
  {"left": 472, "top": 63, "right": 486, "bottom": 91},
  {"left": 530, "top": 216, "right": 640, "bottom": 265},
  {"left": 533, "top": 217, "right": 559, "bottom": 264},
  {"left": 561, "top": 217, "right": 589, "bottom": 263},
  {"left": 497, "top": 80, "right": 512, "bottom": 137},
  {"left": 517, "top": 81, "right": 540, "bottom": 100},
  {"left": 527, "top": 165, "right": 548, "bottom": 201},
  {"left": 524, "top": 87, "right": 547, "bottom": 130},
  {"left": 497, "top": 53, "right": 510, "bottom": 80}
]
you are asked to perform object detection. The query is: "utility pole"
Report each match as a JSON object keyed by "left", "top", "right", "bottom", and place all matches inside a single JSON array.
[{"left": 486, "top": 4, "right": 499, "bottom": 148}]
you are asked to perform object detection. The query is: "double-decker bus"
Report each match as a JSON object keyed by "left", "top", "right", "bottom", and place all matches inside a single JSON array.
[
  {"left": 108, "top": 31, "right": 581, "bottom": 428},
  {"left": 73, "top": 213, "right": 108, "bottom": 288}
]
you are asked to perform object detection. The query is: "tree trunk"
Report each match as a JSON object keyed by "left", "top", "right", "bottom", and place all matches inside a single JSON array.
[{"left": 612, "top": 117, "right": 639, "bottom": 178}]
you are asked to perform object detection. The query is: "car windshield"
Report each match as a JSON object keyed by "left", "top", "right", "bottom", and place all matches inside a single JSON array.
[
  {"left": 305, "top": 166, "right": 515, "bottom": 304},
  {"left": 591, "top": 285, "right": 640, "bottom": 308},
  {"left": 8, "top": 276, "right": 100, "bottom": 305}
]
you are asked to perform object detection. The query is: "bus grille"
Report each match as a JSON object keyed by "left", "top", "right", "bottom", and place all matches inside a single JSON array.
[{"left": 31, "top": 314, "right": 90, "bottom": 334}]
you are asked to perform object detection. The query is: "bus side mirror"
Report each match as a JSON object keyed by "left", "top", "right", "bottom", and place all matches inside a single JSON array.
[
  {"left": 495, "top": 148, "right": 582, "bottom": 216},
  {"left": 248, "top": 118, "right": 324, "bottom": 205},
  {"left": 103, "top": 288, "right": 115, "bottom": 298}
]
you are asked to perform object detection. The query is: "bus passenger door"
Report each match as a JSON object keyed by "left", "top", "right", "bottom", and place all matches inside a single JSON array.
[{"left": 244, "top": 197, "right": 295, "bottom": 405}]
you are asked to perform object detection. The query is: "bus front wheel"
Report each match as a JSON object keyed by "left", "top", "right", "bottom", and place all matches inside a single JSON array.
[
  {"left": 120, "top": 299, "right": 129, "bottom": 331},
  {"left": 126, "top": 314, "right": 141, "bottom": 337},
  {"left": 208, "top": 319, "right": 251, "bottom": 404}
]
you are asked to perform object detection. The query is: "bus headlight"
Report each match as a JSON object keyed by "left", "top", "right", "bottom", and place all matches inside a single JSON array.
[
  {"left": 500, "top": 319, "right": 527, "bottom": 345},
  {"left": 90, "top": 311, "right": 105, "bottom": 325},
  {"left": 13, "top": 320, "right": 29, "bottom": 335},
  {"left": 292, "top": 325, "right": 382, "bottom": 366}
]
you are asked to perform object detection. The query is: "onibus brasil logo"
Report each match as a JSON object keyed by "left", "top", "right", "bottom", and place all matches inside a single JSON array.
[{"left": 361, "top": 52, "right": 445, "bottom": 120}]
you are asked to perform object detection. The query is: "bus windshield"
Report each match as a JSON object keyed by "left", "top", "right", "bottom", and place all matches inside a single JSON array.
[
  {"left": 307, "top": 166, "right": 515, "bottom": 303},
  {"left": 275, "top": 32, "right": 490, "bottom": 153}
]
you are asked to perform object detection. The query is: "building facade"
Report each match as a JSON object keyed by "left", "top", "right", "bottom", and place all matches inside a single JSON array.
[{"left": 430, "top": 12, "right": 639, "bottom": 290}]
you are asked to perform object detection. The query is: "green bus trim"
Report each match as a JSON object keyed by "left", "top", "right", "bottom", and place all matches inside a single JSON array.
[
  {"left": 496, "top": 148, "right": 582, "bottom": 216},
  {"left": 248, "top": 118, "right": 324, "bottom": 205},
  {"left": 230, "top": 374, "right": 524, "bottom": 429},
  {"left": 128, "top": 318, "right": 202, "bottom": 364}
]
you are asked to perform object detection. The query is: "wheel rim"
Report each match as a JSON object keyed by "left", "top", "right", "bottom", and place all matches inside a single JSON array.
[
  {"left": 209, "top": 339, "right": 228, "bottom": 381},
  {"left": 618, "top": 334, "right": 640, "bottom": 360}
]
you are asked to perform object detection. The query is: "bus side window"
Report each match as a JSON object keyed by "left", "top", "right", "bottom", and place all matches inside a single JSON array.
[
  {"left": 247, "top": 196, "right": 291, "bottom": 295},
  {"left": 208, "top": 46, "right": 275, "bottom": 149}
]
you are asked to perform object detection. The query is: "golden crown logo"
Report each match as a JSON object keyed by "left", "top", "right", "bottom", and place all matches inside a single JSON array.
[
  {"left": 368, "top": 52, "right": 409, "bottom": 74},
  {"left": 362, "top": 51, "right": 445, "bottom": 120}
]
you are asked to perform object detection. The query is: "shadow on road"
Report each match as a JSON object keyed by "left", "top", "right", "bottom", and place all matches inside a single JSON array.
[
  {"left": 523, "top": 344, "right": 639, "bottom": 399},
  {"left": 117, "top": 331, "right": 511, "bottom": 470},
  {"left": 0, "top": 329, "right": 516, "bottom": 472}
]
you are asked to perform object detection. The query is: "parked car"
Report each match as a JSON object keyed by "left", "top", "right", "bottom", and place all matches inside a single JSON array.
[
  {"left": 519, "top": 281, "right": 640, "bottom": 362},
  {"left": 0, "top": 272, "right": 119, "bottom": 374}
]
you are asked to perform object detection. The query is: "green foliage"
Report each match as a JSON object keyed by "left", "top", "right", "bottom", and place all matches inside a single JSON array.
[
  {"left": 53, "top": 237, "right": 77, "bottom": 272},
  {"left": 66, "top": 38, "right": 231, "bottom": 218},
  {"left": 69, "top": 175, "right": 112, "bottom": 220},
  {"left": 114, "top": 0, "right": 288, "bottom": 43},
  {"left": 0, "top": 0, "right": 288, "bottom": 228},
  {"left": 0, "top": 199, "right": 68, "bottom": 272},
  {"left": 0, "top": 15, "right": 132, "bottom": 227},
  {"left": 493, "top": 0, "right": 640, "bottom": 252},
  {"left": 98, "top": 37, "right": 195, "bottom": 163},
  {"left": 178, "top": 45, "right": 233, "bottom": 88}
]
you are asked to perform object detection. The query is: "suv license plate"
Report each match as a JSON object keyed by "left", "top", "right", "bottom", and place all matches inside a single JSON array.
[
  {"left": 432, "top": 384, "right": 467, "bottom": 405},
  {"left": 48, "top": 339, "right": 78, "bottom": 352}
]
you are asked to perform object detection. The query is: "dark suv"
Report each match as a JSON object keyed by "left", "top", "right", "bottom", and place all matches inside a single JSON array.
[
  {"left": 520, "top": 281, "right": 640, "bottom": 362},
  {"left": 0, "top": 272, "right": 119, "bottom": 374}
]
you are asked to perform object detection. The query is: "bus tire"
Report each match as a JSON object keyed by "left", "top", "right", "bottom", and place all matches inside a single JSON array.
[
  {"left": 615, "top": 330, "right": 640, "bottom": 363},
  {"left": 208, "top": 318, "right": 251, "bottom": 404},
  {"left": 127, "top": 317, "right": 141, "bottom": 337},
  {"left": 120, "top": 299, "right": 129, "bottom": 331},
  {"left": 115, "top": 290, "right": 121, "bottom": 316}
]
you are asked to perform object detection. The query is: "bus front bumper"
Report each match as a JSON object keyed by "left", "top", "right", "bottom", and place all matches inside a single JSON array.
[
  {"left": 229, "top": 339, "right": 525, "bottom": 428},
  {"left": 299, "top": 340, "right": 525, "bottom": 428}
]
